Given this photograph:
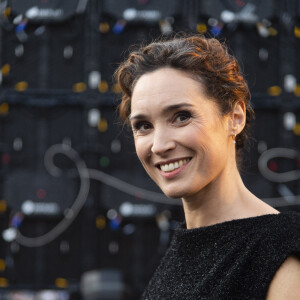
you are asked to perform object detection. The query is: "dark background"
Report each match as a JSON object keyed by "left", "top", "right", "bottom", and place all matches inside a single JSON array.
[{"left": 0, "top": 0, "right": 299, "bottom": 299}]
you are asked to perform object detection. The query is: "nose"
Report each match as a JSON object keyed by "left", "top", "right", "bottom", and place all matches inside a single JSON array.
[{"left": 151, "top": 128, "right": 176, "bottom": 155}]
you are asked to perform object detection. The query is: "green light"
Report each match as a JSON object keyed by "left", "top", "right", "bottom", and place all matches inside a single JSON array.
[{"left": 99, "top": 156, "right": 110, "bottom": 167}]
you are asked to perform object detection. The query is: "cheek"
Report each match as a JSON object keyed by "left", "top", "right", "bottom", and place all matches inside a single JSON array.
[
  {"left": 134, "top": 137, "right": 150, "bottom": 163},
  {"left": 185, "top": 125, "right": 207, "bottom": 151},
  {"left": 192, "top": 121, "right": 227, "bottom": 147},
  {"left": 188, "top": 126, "right": 225, "bottom": 164},
  {"left": 134, "top": 138, "right": 157, "bottom": 180}
]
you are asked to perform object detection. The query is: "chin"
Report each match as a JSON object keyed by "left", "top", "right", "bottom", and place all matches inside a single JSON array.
[{"left": 161, "top": 188, "right": 187, "bottom": 199}]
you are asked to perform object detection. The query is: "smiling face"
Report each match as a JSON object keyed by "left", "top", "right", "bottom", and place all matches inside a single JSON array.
[{"left": 130, "top": 67, "right": 235, "bottom": 200}]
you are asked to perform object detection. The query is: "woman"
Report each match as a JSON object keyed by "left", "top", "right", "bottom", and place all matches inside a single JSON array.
[{"left": 115, "top": 35, "right": 300, "bottom": 299}]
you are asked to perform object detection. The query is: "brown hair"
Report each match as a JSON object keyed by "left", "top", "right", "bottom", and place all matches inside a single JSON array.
[{"left": 114, "top": 34, "right": 254, "bottom": 152}]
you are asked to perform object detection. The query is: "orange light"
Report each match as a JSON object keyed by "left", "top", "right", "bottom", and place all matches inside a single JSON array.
[
  {"left": 0, "top": 259, "right": 5, "bottom": 271},
  {"left": 0, "top": 277, "right": 8, "bottom": 287},
  {"left": 99, "top": 22, "right": 110, "bottom": 33},
  {"left": 197, "top": 23, "right": 207, "bottom": 34},
  {"left": 111, "top": 83, "right": 122, "bottom": 94},
  {"left": 0, "top": 102, "right": 9, "bottom": 115},
  {"left": 294, "top": 84, "right": 300, "bottom": 97},
  {"left": 294, "top": 26, "right": 300, "bottom": 38},
  {"left": 268, "top": 27, "right": 278, "bottom": 36},
  {"left": 267, "top": 86, "right": 281, "bottom": 96},
  {"left": 96, "top": 215, "right": 106, "bottom": 229},
  {"left": 1, "top": 64, "right": 10, "bottom": 76},
  {"left": 293, "top": 123, "right": 300, "bottom": 136},
  {"left": 98, "top": 118, "right": 108, "bottom": 132},
  {"left": 72, "top": 82, "right": 86, "bottom": 93},
  {"left": 14, "top": 81, "right": 28, "bottom": 92},
  {"left": 3, "top": 7, "right": 11, "bottom": 17},
  {"left": 0, "top": 200, "right": 7, "bottom": 213},
  {"left": 55, "top": 277, "right": 68, "bottom": 288},
  {"left": 98, "top": 80, "right": 109, "bottom": 93}
]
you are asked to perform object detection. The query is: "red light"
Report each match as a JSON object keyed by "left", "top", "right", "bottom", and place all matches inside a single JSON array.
[
  {"left": 1, "top": 153, "right": 11, "bottom": 165},
  {"left": 37, "top": 188, "right": 46, "bottom": 199},
  {"left": 268, "top": 161, "right": 278, "bottom": 171},
  {"left": 236, "top": 0, "right": 246, "bottom": 7}
]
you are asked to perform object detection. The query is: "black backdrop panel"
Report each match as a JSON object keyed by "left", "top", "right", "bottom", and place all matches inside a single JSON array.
[
  {"left": 0, "top": 0, "right": 299, "bottom": 299},
  {"left": 1, "top": 5, "right": 87, "bottom": 90},
  {"left": 8, "top": 0, "right": 88, "bottom": 23},
  {"left": 197, "top": 0, "right": 280, "bottom": 95},
  {"left": 99, "top": 0, "right": 189, "bottom": 86}
]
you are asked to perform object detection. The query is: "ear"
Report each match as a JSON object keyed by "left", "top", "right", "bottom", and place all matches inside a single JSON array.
[{"left": 229, "top": 101, "right": 246, "bottom": 135}]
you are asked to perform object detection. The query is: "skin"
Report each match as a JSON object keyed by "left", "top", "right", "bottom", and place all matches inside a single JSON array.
[
  {"left": 266, "top": 255, "right": 300, "bottom": 299},
  {"left": 130, "top": 67, "right": 278, "bottom": 228},
  {"left": 130, "top": 67, "right": 300, "bottom": 297}
]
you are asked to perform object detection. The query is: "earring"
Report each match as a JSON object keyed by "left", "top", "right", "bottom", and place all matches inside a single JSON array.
[{"left": 232, "top": 134, "right": 236, "bottom": 144}]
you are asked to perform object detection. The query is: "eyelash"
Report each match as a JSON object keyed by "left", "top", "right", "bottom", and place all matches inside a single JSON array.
[
  {"left": 174, "top": 111, "right": 191, "bottom": 123},
  {"left": 132, "top": 110, "right": 192, "bottom": 133},
  {"left": 132, "top": 121, "right": 151, "bottom": 132}
]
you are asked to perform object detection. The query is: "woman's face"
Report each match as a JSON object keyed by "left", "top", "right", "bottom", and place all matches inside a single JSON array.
[{"left": 130, "top": 67, "right": 234, "bottom": 200}]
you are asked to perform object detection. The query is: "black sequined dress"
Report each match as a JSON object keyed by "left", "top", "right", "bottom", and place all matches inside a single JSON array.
[{"left": 141, "top": 212, "right": 300, "bottom": 300}]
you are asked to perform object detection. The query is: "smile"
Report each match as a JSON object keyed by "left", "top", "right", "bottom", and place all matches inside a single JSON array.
[{"left": 159, "top": 158, "right": 191, "bottom": 172}]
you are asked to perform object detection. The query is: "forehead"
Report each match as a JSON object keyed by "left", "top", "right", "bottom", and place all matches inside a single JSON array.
[{"left": 131, "top": 67, "right": 205, "bottom": 112}]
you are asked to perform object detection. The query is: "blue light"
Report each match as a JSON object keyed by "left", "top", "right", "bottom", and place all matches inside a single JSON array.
[
  {"left": 109, "top": 218, "right": 121, "bottom": 230},
  {"left": 16, "top": 20, "right": 27, "bottom": 33},
  {"left": 211, "top": 25, "right": 222, "bottom": 37},
  {"left": 11, "top": 213, "right": 23, "bottom": 228},
  {"left": 113, "top": 20, "right": 126, "bottom": 34}
]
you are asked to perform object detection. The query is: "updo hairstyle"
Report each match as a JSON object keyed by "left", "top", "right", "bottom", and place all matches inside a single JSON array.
[{"left": 115, "top": 34, "right": 254, "bottom": 152}]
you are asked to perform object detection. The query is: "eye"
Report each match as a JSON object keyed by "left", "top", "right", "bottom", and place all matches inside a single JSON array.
[
  {"left": 174, "top": 111, "right": 191, "bottom": 123},
  {"left": 132, "top": 121, "right": 152, "bottom": 133}
]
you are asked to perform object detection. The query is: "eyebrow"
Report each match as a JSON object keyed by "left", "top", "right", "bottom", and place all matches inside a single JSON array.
[{"left": 129, "top": 103, "right": 193, "bottom": 121}]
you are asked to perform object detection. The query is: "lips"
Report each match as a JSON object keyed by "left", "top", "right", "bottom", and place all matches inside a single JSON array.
[
  {"left": 156, "top": 157, "right": 191, "bottom": 179},
  {"left": 159, "top": 158, "right": 191, "bottom": 172}
]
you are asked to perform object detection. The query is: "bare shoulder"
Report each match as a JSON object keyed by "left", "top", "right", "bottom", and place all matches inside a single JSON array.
[{"left": 266, "top": 255, "right": 300, "bottom": 300}]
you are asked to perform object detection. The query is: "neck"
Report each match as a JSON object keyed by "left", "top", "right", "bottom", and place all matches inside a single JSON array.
[{"left": 181, "top": 165, "right": 277, "bottom": 229}]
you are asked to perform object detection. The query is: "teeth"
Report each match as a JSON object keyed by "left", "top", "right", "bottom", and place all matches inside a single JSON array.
[{"left": 160, "top": 158, "right": 190, "bottom": 172}]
